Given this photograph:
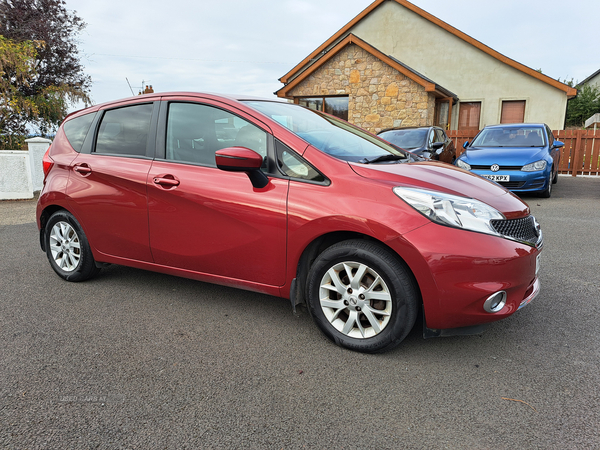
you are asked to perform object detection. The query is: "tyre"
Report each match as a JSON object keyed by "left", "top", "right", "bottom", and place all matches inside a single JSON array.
[
  {"left": 552, "top": 167, "right": 558, "bottom": 184},
  {"left": 539, "top": 173, "right": 552, "bottom": 198},
  {"left": 306, "top": 239, "right": 418, "bottom": 353},
  {"left": 45, "top": 211, "right": 100, "bottom": 282}
]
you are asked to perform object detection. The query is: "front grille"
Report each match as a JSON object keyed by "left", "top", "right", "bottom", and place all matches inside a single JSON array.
[
  {"left": 491, "top": 216, "right": 540, "bottom": 246},
  {"left": 472, "top": 165, "right": 522, "bottom": 171}
]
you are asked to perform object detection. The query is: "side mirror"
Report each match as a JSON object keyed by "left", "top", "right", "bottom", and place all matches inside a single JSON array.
[
  {"left": 215, "top": 147, "right": 269, "bottom": 189},
  {"left": 463, "top": 141, "right": 469, "bottom": 149},
  {"left": 431, "top": 142, "right": 444, "bottom": 156},
  {"left": 553, "top": 140, "right": 565, "bottom": 148}
]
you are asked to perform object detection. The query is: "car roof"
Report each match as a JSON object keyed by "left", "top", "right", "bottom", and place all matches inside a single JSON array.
[
  {"left": 378, "top": 126, "right": 435, "bottom": 134},
  {"left": 63, "top": 92, "right": 288, "bottom": 121},
  {"left": 483, "top": 123, "right": 546, "bottom": 129}
]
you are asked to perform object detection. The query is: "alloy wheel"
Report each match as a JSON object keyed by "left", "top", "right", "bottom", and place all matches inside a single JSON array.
[
  {"left": 49, "top": 221, "right": 81, "bottom": 272},
  {"left": 319, "top": 261, "right": 392, "bottom": 339}
]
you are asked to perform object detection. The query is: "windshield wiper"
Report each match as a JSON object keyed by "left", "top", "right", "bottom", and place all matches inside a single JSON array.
[{"left": 359, "top": 154, "right": 407, "bottom": 164}]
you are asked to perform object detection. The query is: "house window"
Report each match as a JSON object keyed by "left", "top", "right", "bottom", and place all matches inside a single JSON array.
[
  {"left": 458, "top": 102, "right": 481, "bottom": 130},
  {"left": 501, "top": 100, "right": 526, "bottom": 124},
  {"left": 298, "top": 96, "right": 349, "bottom": 121}
]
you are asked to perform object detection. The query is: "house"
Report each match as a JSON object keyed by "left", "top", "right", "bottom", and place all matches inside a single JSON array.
[
  {"left": 276, "top": 0, "right": 576, "bottom": 133},
  {"left": 578, "top": 69, "right": 600, "bottom": 90}
]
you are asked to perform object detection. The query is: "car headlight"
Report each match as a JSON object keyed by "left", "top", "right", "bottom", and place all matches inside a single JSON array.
[
  {"left": 521, "top": 160, "right": 547, "bottom": 172},
  {"left": 393, "top": 187, "right": 505, "bottom": 235},
  {"left": 456, "top": 159, "right": 471, "bottom": 170}
]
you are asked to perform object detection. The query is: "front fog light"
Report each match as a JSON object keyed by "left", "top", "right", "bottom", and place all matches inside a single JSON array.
[{"left": 483, "top": 291, "right": 507, "bottom": 313}]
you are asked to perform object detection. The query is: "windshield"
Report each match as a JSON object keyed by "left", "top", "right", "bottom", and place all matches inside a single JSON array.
[
  {"left": 471, "top": 126, "right": 546, "bottom": 147},
  {"left": 378, "top": 128, "right": 428, "bottom": 150},
  {"left": 243, "top": 101, "right": 408, "bottom": 163}
]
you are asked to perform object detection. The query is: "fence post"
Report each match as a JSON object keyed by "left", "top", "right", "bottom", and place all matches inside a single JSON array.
[
  {"left": 571, "top": 130, "right": 583, "bottom": 177},
  {"left": 25, "top": 137, "right": 52, "bottom": 192}
]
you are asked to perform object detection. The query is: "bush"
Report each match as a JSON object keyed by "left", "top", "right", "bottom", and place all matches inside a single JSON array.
[
  {"left": 0, "top": 134, "right": 27, "bottom": 150},
  {"left": 566, "top": 84, "right": 600, "bottom": 128}
]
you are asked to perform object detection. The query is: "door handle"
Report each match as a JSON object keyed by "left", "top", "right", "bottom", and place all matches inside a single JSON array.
[
  {"left": 73, "top": 164, "right": 92, "bottom": 175},
  {"left": 153, "top": 176, "right": 180, "bottom": 187}
]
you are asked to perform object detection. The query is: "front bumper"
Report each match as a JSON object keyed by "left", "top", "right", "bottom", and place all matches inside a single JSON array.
[
  {"left": 471, "top": 169, "right": 550, "bottom": 193},
  {"left": 391, "top": 222, "right": 542, "bottom": 330}
]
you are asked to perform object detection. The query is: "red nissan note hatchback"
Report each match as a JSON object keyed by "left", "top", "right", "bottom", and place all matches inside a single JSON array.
[{"left": 37, "top": 92, "right": 542, "bottom": 353}]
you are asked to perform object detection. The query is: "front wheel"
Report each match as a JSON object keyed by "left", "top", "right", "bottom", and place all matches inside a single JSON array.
[
  {"left": 45, "top": 211, "right": 100, "bottom": 282},
  {"left": 306, "top": 240, "right": 418, "bottom": 353},
  {"left": 539, "top": 173, "right": 553, "bottom": 198}
]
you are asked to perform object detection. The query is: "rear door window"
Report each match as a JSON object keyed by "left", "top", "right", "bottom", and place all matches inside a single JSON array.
[{"left": 95, "top": 104, "right": 153, "bottom": 156}]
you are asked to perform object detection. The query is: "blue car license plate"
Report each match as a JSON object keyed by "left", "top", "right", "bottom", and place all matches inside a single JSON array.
[{"left": 482, "top": 175, "right": 510, "bottom": 182}]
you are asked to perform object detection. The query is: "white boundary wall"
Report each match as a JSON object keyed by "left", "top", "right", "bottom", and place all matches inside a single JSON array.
[{"left": 0, "top": 137, "right": 52, "bottom": 200}]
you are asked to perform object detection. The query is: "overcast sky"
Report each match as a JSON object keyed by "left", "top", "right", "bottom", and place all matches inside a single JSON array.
[{"left": 66, "top": 0, "right": 599, "bottom": 108}]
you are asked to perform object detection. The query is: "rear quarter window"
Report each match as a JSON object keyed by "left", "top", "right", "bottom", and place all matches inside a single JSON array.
[{"left": 63, "top": 112, "right": 96, "bottom": 152}]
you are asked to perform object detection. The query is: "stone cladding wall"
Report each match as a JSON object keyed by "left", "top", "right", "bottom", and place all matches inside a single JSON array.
[{"left": 287, "top": 44, "right": 436, "bottom": 133}]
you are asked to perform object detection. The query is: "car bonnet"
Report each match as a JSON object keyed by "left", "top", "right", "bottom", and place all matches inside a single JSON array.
[
  {"left": 349, "top": 161, "right": 530, "bottom": 219},
  {"left": 462, "top": 146, "right": 547, "bottom": 165}
]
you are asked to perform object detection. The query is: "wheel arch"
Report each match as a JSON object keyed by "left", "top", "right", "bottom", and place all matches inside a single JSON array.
[
  {"left": 291, "top": 231, "right": 422, "bottom": 311},
  {"left": 38, "top": 205, "right": 69, "bottom": 252}
]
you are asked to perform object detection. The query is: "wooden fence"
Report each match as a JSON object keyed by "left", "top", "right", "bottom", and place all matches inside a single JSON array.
[{"left": 447, "top": 129, "right": 600, "bottom": 176}]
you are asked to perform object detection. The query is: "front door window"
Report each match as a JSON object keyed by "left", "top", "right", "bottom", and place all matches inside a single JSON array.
[{"left": 166, "top": 103, "right": 267, "bottom": 167}]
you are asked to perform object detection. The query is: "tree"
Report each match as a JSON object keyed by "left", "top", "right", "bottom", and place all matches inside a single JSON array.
[
  {"left": 0, "top": 35, "right": 84, "bottom": 148},
  {"left": 0, "top": 36, "right": 39, "bottom": 147},
  {"left": 565, "top": 84, "right": 600, "bottom": 128},
  {"left": 0, "top": 0, "right": 90, "bottom": 135}
]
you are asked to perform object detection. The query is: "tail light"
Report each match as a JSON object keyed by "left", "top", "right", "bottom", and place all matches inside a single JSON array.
[{"left": 42, "top": 147, "right": 54, "bottom": 181}]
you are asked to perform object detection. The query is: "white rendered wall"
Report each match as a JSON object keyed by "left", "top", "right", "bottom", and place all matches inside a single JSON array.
[
  {"left": 0, "top": 137, "right": 51, "bottom": 200},
  {"left": 0, "top": 151, "right": 34, "bottom": 200}
]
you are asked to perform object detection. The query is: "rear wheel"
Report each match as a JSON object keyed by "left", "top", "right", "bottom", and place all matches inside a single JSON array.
[
  {"left": 306, "top": 240, "right": 418, "bottom": 353},
  {"left": 552, "top": 166, "right": 558, "bottom": 184},
  {"left": 45, "top": 211, "right": 100, "bottom": 282}
]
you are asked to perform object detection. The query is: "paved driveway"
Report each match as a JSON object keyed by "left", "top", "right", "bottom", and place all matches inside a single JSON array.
[{"left": 1, "top": 176, "right": 599, "bottom": 449}]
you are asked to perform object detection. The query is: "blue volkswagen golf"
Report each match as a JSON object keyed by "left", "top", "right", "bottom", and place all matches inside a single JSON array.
[{"left": 455, "top": 123, "right": 563, "bottom": 197}]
